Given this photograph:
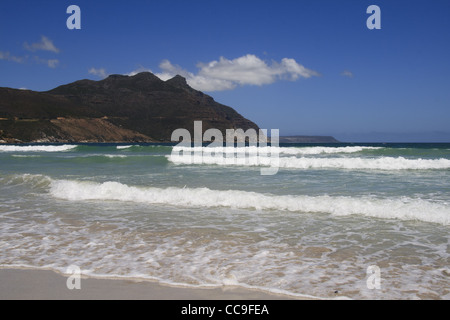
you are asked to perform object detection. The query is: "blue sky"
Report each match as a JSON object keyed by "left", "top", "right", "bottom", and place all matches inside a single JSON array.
[{"left": 1, "top": 0, "right": 449, "bottom": 142}]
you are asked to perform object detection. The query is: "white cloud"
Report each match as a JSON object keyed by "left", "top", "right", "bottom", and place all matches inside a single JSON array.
[
  {"left": 46, "top": 59, "right": 59, "bottom": 68},
  {"left": 1, "top": 51, "right": 59, "bottom": 69},
  {"left": 33, "top": 56, "right": 60, "bottom": 68},
  {"left": 2, "top": 36, "right": 60, "bottom": 69},
  {"left": 0, "top": 51, "right": 25, "bottom": 63},
  {"left": 197, "top": 55, "right": 275, "bottom": 86},
  {"left": 24, "top": 36, "right": 60, "bottom": 53},
  {"left": 153, "top": 60, "right": 236, "bottom": 91},
  {"left": 277, "top": 58, "right": 320, "bottom": 80},
  {"left": 341, "top": 70, "right": 354, "bottom": 78},
  {"left": 152, "top": 54, "right": 319, "bottom": 92},
  {"left": 186, "top": 76, "right": 236, "bottom": 92},
  {"left": 88, "top": 67, "right": 108, "bottom": 79}
]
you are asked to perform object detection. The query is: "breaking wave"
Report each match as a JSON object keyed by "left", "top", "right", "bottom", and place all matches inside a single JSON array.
[
  {"left": 168, "top": 154, "right": 450, "bottom": 170},
  {"left": 49, "top": 179, "right": 450, "bottom": 225}
]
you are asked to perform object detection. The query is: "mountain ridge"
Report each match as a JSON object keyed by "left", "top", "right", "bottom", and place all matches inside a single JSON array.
[{"left": 0, "top": 72, "right": 260, "bottom": 143}]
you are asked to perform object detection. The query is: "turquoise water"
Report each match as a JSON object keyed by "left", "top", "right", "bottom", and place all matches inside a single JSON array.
[{"left": 0, "top": 143, "right": 449, "bottom": 299}]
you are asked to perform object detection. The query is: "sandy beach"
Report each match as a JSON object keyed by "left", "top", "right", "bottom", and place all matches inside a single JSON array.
[{"left": 0, "top": 268, "right": 309, "bottom": 300}]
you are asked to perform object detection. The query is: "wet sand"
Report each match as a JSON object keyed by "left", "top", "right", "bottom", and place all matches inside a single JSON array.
[{"left": 0, "top": 268, "right": 312, "bottom": 300}]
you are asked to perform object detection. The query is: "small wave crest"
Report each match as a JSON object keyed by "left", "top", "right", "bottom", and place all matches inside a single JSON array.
[
  {"left": 0, "top": 173, "right": 52, "bottom": 189},
  {"left": 0, "top": 144, "right": 77, "bottom": 152},
  {"left": 173, "top": 145, "right": 382, "bottom": 155}
]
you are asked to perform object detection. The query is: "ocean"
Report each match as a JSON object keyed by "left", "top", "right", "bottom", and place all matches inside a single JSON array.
[{"left": 0, "top": 142, "right": 449, "bottom": 299}]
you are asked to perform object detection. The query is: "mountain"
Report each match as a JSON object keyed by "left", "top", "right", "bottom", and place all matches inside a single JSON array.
[{"left": 0, "top": 72, "right": 260, "bottom": 143}]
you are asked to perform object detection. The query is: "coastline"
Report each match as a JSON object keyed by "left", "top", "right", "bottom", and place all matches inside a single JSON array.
[{"left": 0, "top": 268, "right": 314, "bottom": 300}]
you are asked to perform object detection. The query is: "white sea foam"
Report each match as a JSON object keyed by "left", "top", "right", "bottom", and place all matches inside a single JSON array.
[
  {"left": 116, "top": 145, "right": 135, "bottom": 150},
  {"left": 168, "top": 154, "right": 450, "bottom": 170},
  {"left": 0, "top": 144, "right": 77, "bottom": 152},
  {"left": 11, "top": 155, "right": 42, "bottom": 158},
  {"left": 49, "top": 179, "right": 450, "bottom": 225},
  {"left": 172, "top": 145, "right": 382, "bottom": 155},
  {"left": 104, "top": 154, "right": 127, "bottom": 158},
  {"left": 275, "top": 156, "right": 450, "bottom": 170}
]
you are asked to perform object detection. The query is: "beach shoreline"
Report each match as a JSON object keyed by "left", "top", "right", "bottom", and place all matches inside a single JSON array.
[{"left": 0, "top": 268, "right": 314, "bottom": 300}]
